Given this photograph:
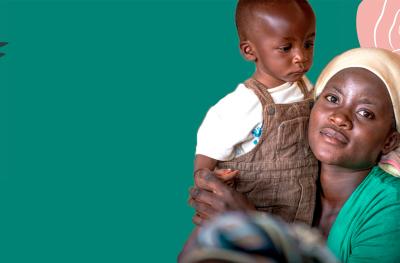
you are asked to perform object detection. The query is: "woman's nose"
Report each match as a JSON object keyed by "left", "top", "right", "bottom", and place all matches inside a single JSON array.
[{"left": 328, "top": 112, "right": 353, "bottom": 130}]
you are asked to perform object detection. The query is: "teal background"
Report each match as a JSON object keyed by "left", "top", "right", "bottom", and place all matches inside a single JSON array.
[{"left": 0, "top": 0, "right": 360, "bottom": 262}]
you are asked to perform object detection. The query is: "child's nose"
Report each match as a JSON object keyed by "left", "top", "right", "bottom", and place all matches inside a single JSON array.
[
  {"left": 329, "top": 111, "right": 353, "bottom": 130},
  {"left": 293, "top": 48, "right": 308, "bottom": 65}
]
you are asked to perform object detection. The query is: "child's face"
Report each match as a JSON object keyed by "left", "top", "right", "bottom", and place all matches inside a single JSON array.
[
  {"left": 308, "top": 68, "right": 396, "bottom": 170},
  {"left": 243, "top": 2, "right": 315, "bottom": 86}
]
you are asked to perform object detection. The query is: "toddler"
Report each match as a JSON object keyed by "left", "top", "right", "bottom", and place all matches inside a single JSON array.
[{"left": 195, "top": 0, "right": 318, "bottom": 224}]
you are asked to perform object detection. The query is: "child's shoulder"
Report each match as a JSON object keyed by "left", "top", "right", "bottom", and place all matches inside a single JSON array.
[
  {"left": 221, "top": 82, "right": 258, "bottom": 102},
  {"left": 210, "top": 83, "right": 261, "bottom": 115}
]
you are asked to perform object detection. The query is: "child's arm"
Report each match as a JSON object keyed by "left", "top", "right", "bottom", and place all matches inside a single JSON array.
[
  {"left": 194, "top": 154, "right": 218, "bottom": 173},
  {"left": 194, "top": 84, "right": 258, "bottom": 181}
]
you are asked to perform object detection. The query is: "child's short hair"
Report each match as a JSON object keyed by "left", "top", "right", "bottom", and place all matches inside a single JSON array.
[{"left": 235, "top": 0, "right": 311, "bottom": 41}]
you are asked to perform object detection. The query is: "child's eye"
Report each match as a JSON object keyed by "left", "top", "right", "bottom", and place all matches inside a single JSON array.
[
  {"left": 357, "top": 109, "right": 375, "bottom": 119},
  {"left": 325, "top": 94, "right": 339, "bottom": 104},
  {"left": 278, "top": 44, "right": 292, "bottom": 52},
  {"left": 304, "top": 41, "right": 314, "bottom": 49}
]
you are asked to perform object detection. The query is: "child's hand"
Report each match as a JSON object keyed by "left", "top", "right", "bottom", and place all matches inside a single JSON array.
[
  {"left": 214, "top": 169, "right": 239, "bottom": 181},
  {"left": 214, "top": 169, "right": 239, "bottom": 186}
]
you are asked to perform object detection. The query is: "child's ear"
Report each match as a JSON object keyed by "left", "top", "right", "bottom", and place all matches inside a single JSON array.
[
  {"left": 382, "top": 131, "right": 400, "bottom": 155},
  {"left": 240, "top": 41, "right": 256, "bottom": 61}
]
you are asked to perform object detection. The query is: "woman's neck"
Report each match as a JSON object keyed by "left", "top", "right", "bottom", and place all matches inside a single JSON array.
[
  {"left": 315, "top": 164, "right": 372, "bottom": 238},
  {"left": 319, "top": 164, "right": 371, "bottom": 205}
]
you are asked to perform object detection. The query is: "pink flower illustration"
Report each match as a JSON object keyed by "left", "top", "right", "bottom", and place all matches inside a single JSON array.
[{"left": 357, "top": 0, "right": 400, "bottom": 54}]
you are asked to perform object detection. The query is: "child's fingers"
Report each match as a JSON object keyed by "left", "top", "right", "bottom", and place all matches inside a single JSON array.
[
  {"left": 213, "top": 169, "right": 230, "bottom": 177},
  {"left": 214, "top": 169, "right": 239, "bottom": 181},
  {"left": 214, "top": 168, "right": 234, "bottom": 177}
]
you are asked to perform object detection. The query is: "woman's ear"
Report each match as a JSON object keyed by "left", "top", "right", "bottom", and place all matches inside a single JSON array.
[
  {"left": 382, "top": 131, "right": 400, "bottom": 155},
  {"left": 239, "top": 41, "right": 256, "bottom": 61}
]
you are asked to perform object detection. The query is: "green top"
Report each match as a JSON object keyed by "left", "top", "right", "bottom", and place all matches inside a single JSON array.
[{"left": 327, "top": 166, "right": 400, "bottom": 263}]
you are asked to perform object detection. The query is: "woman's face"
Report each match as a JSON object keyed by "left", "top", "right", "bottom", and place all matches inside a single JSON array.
[{"left": 308, "top": 67, "right": 396, "bottom": 170}]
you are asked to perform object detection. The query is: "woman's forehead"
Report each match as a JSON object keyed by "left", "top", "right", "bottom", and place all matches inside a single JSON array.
[
  {"left": 328, "top": 67, "right": 381, "bottom": 83},
  {"left": 324, "top": 67, "right": 392, "bottom": 105},
  {"left": 326, "top": 68, "right": 386, "bottom": 91}
]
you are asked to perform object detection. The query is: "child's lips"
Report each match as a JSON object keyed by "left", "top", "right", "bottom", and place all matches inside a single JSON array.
[
  {"left": 290, "top": 68, "right": 309, "bottom": 77},
  {"left": 291, "top": 70, "right": 307, "bottom": 75},
  {"left": 320, "top": 127, "right": 349, "bottom": 145}
]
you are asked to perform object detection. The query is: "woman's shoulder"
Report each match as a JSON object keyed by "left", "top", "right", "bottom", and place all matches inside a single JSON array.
[
  {"left": 340, "top": 166, "right": 400, "bottom": 218},
  {"left": 353, "top": 166, "right": 400, "bottom": 227},
  {"left": 327, "top": 166, "right": 400, "bottom": 262},
  {"left": 344, "top": 167, "right": 400, "bottom": 262},
  {"left": 367, "top": 166, "right": 400, "bottom": 199},
  {"left": 333, "top": 166, "right": 400, "bottom": 232}
]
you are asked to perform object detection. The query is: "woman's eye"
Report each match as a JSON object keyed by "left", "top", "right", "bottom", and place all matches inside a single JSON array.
[
  {"left": 357, "top": 109, "right": 374, "bottom": 119},
  {"left": 325, "top": 95, "right": 339, "bottom": 104},
  {"left": 279, "top": 44, "right": 292, "bottom": 52}
]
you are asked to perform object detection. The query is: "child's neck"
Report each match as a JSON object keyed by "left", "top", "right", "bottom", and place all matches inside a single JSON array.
[{"left": 252, "top": 72, "right": 288, "bottom": 89}]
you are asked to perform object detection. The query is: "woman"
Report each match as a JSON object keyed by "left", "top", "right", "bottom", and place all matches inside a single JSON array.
[{"left": 187, "top": 48, "right": 400, "bottom": 262}]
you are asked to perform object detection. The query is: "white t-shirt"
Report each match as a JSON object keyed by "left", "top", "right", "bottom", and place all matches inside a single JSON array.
[{"left": 196, "top": 76, "right": 313, "bottom": 161}]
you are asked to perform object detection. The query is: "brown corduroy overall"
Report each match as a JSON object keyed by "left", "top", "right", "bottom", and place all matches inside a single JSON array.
[{"left": 217, "top": 78, "right": 318, "bottom": 225}]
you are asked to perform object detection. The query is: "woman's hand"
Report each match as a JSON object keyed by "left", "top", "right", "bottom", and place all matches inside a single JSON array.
[{"left": 189, "top": 168, "right": 255, "bottom": 225}]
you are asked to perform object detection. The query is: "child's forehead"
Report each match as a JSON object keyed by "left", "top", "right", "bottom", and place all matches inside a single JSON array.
[
  {"left": 236, "top": 0, "right": 314, "bottom": 40},
  {"left": 246, "top": 2, "right": 314, "bottom": 31},
  {"left": 246, "top": 1, "right": 306, "bottom": 21}
]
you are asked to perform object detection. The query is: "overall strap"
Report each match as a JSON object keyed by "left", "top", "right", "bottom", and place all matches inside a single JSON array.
[
  {"left": 243, "top": 78, "right": 275, "bottom": 105},
  {"left": 297, "top": 78, "right": 312, "bottom": 99}
]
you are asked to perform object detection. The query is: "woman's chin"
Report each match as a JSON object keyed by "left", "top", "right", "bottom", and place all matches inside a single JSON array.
[
  {"left": 313, "top": 150, "right": 343, "bottom": 166},
  {"left": 314, "top": 151, "right": 375, "bottom": 170}
]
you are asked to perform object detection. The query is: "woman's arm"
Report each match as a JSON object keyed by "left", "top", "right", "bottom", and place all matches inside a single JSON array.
[
  {"left": 189, "top": 169, "right": 255, "bottom": 225},
  {"left": 178, "top": 227, "right": 200, "bottom": 262}
]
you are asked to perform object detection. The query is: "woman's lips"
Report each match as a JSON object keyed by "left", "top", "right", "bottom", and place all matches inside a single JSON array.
[{"left": 320, "top": 127, "right": 349, "bottom": 145}]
